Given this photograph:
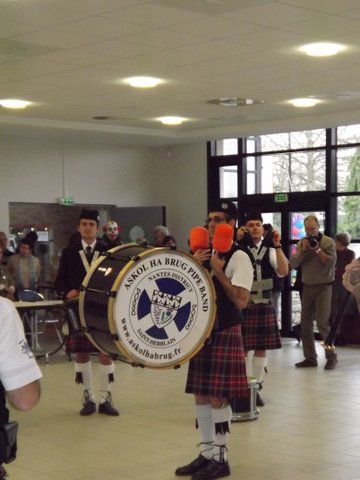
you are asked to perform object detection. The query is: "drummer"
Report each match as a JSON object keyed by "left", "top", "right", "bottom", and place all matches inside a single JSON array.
[
  {"left": 54, "top": 209, "right": 119, "bottom": 417},
  {"left": 175, "top": 201, "right": 253, "bottom": 480}
]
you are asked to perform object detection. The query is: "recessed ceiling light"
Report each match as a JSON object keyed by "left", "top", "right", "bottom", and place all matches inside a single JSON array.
[
  {"left": 158, "top": 116, "right": 186, "bottom": 125},
  {"left": 289, "top": 98, "right": 319, "bottom": 108},
  {"left": 0, "top": 98, "right": 31, "bottom": 109},
  {"left": 298, "top": 42, "right": 346, "bottom": 57},
  {"left": 124, "top": 76, "right": 163, "bottom": 88}
]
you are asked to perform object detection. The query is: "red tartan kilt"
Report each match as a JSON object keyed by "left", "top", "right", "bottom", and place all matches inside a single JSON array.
[
  {"left": 64, "top": 300, "right": 100, "bottom": 354},
  {"left": 66, "top": 332, "right": 100, "bottom": 354},
  {"left": 242, "top": 303, "right": 282, "bottom": 351},
  {"left": 185, "top": 325, "right": 248, "bottom": 399}
]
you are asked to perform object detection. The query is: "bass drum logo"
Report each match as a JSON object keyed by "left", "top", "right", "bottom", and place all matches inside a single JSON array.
[{"left": 113, "top": 249, "right": 215, "bottom": 368}]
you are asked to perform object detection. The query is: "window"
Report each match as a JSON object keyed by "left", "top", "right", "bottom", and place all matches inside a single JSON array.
[
  {"left": 337, "top": 124, "right": 360, "bottom": 145},
  {"left": 262, "top": 212, "right": 281, "bottom": 232},
  {"left": 213, "top": 138, "right": 238, "bottom": 156},
  {"left": 337, "top": 147, "right": 360, "bottom": 192},
  {"left": 337, "top": 196, "right": 360, "bottom": 239},
  {"left": 259, "top": 129, "right": 325, "bottom": 152},
  {"left": 251, "top": 151, "right": 326, "bottom": 193},
  {"left": 219, "top": 166, "right": 237, "bottom": 198},
  {"left": 208, "top": 126, "right": 360, "bottom": 335},
  {"left": 349, "top": 242, "right": 360, "bottom": 258}
]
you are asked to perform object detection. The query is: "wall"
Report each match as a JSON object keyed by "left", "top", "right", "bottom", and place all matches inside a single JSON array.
[
  {"left": 160, "top": 143, "right": 208, "bottom": 249},
  {"left": 0, "top": 136, "right": 207, "bottom": 251}
]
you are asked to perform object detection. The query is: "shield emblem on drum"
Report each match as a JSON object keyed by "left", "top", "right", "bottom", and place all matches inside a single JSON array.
[{"left": 150, "top": 289, "right": 182, "bottom": 329}]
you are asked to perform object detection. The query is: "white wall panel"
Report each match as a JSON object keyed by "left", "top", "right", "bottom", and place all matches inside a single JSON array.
[{"left": 0, "top": 137, "right": 207, "bottom": 250}]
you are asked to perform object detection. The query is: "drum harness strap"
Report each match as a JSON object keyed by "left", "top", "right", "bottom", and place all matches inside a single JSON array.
[
  {"left": 79, "top": 250, "right": 100, "bottom": 273},
  {"left": 246, "top": 245, "right": 273, "bottom": 304}
]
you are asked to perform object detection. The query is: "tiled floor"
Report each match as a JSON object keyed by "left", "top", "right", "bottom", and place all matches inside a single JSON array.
[{"left": 7, "top": 339, "right": 360, "bottom": 480}]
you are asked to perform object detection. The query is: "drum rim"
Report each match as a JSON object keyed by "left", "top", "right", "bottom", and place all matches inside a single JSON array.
[
  {"left": 79, "top": 249, "right": 108, "bottom": 355},
  {"left": 79, "top": 243, "right": 151, "bottom": 356},
  {"left": 108, "top": 246, "right": 217, "bottom": 369},
  {"left": 79, "top": 243, "right": 217, "bottom": 369}
]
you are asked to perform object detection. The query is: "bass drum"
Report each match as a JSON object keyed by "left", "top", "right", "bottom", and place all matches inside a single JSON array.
[{"left": 79, "top": 243, "right": 216, "bottom": 369}]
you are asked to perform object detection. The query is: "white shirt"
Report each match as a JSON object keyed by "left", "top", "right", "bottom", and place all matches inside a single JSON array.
[
  {"left": 225, "top": 250, "right": 254, "bottom": 292},
  {"left": 81, "top": 239, "right": 96, "bottom": 252},
  {"left": 0, "top": 298, "right": 42, "bottom": 391}
]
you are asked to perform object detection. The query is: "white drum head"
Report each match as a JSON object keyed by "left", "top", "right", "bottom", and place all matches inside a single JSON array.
[{"left": 108, "top": 248, "right": 216, "bottom": 369}]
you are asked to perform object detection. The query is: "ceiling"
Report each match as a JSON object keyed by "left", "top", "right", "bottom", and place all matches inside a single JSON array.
[{"left": 1, "top": 0, "right": 360, "bottom": 146}]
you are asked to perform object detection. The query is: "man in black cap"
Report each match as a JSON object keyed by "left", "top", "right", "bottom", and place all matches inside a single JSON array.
[
  {"left": 175, "top": 200, "right": 253, "bottom": 480},
  {"left": 55, "top": 209, "right": 119, "bottom": 416},
  {"left": 237, "top": 212, "right": 288, "bottom": 406}
]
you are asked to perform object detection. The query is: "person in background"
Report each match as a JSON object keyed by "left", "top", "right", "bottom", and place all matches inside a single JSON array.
[
  {"left": 289, "top": 215, "right": 337, "bottom": 370},
  {"left": 0, "top": 232, "right": 13, "bottom": 265},
  {"left": 153, "top": 225, "right": 170, "bottom": 246},
  {"left": 22, "top": 231, "right": 38, "bottom": 254},
  {"left": 0, "top": 247, "right": 15, "bottom": 300},
  {"left": 102, "top": 221, "right": 124, "bottom": 250},
  {"left": 54, "top": 209, "right": 119, "bottom": 417},
  {"left": 161, "top": 235, "right": 177, "bottom": 248},
  {"left": 237, "top": 213, "right": 288, "bottom": 406},
  {"left": 7, "top": 239, "right": 40, "bottom": 297},
  {"left": 331, "top": 233, "right": 356, "bottom": 345}
]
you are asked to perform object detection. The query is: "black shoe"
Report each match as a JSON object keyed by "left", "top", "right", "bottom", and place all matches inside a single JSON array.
[
  {"left": 295, "top": 359, "right": 318, "bottom": 368},
  {"left": 0, "top": 465, "right": 8, "bottom": 480},
  {"left": 192, "top": 460, "right": 230, "bottom": 480},
  {"left": 98, "top": 401, "right": 119, "bottom": 416},
  {"left": 175, "top": 455, "right": 211, "bottom": 476},
  {"left": 324, "top": 355, "right": 337, "bottom": 370},
  {"left": 256, "top": 392, "right": 265, "bottom": 407},
  {"left": 98, "top": 392, "right": 119, "bottom": 416},
  {"left": 80, "top": 400, "right": 96, "bottom": 416}
]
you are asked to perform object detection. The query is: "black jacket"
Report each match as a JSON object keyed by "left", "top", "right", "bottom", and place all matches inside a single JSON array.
[{"left": 54, "top": 239, "right": 106, "bottom": 298}]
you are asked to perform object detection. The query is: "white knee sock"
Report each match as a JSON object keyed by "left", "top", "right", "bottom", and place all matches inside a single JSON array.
[
  {"left": 253, "top": 356, "right": 267, "bottom": 385},
  {"left": 196, "top": 404, "right": 214, "bottom": 459},
  {"left": 245, "top": 350, "right": 254, "bottom": 377},
  {"left": 211, "top": 405, "right": 232, "bottom": 463},
  {"left": 99, "top": 363, "right": 114, "bottom": 404},
  {"left": 75, "top": 361, "right": 95, "bottom": 402}
]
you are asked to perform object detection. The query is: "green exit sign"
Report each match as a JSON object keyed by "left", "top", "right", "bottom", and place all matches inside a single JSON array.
[
  {"left": 274, "top": 193, "right": 288, "bottom": 203},
  {"left": 59, "top": 196, "right": 74, "bottom": 206}
]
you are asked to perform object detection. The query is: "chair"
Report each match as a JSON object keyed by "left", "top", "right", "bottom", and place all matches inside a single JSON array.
[{"left": 17, "top": 289, "right": 66, "bottom": 361}]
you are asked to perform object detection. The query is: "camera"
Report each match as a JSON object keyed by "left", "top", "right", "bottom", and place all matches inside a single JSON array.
[
  {"left": 307, "top": 236, "right": 319, "bottom": 248},
  {"left": 0, "top": 422, "right": 18, "bottom": 464},
  {"left": 262, "top": 224, "right": 274, "bottom": 248},
  {"left": 237, "top": 228, "right": 254, "bottom": 248}
]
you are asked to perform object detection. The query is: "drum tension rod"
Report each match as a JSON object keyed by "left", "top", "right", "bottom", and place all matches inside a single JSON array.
[
  {"left": 105, "top": 251, "right": 141, "bottom": 262},
  {"left": 80, "top": 286, "right": 117, "bottom": 298}
]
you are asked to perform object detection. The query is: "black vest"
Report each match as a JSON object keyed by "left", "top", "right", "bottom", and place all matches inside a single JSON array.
[
  {"left": 238, "top": 243, "right": 276, "bottom": 302},
  {"left": 244, "top": 245, "right": 275, "bottom": 284},
  {"left": 212, "top": 245, "right": 244, "bottom": 330}
]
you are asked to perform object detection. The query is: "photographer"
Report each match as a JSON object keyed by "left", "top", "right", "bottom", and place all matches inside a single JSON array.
[
  {"left": 289, "top": 215, "right": 337, "bottom": 370},
  {"left": 0, "top": 297, "right": 42, "bottom": 478}
]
